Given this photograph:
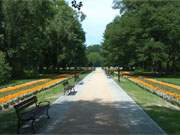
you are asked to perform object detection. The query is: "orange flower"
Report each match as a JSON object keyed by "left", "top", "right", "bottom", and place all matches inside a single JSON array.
[
  {"left": 129, "top": 77, "right": 180, "bottom": 100},
  {"left": 0, "top": 79, "right": 49, "bottom": 93},
  {"left": 144, "top": 77, "right": 180, "bottom": 91},
  {"left": 114, "top": 71, "right": 131, "bottom": 76},
  {"left": 0, "top": 74, "right": 74, "bottom": 104}
]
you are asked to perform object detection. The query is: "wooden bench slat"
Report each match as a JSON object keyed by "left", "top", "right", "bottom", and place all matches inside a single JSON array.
[
  {"left": 14, "top": 96, "right": 50, "bottom": 134},
  {"left": 14, "top": 96, "right": 37, "bottom": 110}
]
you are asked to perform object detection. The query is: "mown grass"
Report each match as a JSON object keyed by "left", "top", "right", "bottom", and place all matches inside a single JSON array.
[
  {"left": 0, "top": 73, "right": 67, "bottom": 89},
  {"left": 0, "top": 79, "right": 37, "bottom": 89},
  {"left": 156, "top": 77, "right": 180, "bottom": 86},
  {"left": 130, "top": 71, "right": 180, "bottom": 86},
  {"left": 0, "top": 72, "right": 90, "bottom": 134},
  {"left": 114, "top": 77, "right": 180, "bottom": 135}
]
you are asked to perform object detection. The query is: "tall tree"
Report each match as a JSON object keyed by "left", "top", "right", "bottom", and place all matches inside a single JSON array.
[
  {"left": 86, "top": 45, "right": 104, "bottom": 67},
  {"left": 103, "top": 0, "right": 180, "bottom": 72},
  {"left": 0, "top": 0, "right": 86, "bottom": 81}
]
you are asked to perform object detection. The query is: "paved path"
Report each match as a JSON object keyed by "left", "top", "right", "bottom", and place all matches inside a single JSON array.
[{"left": 39, "top": 68, "right": 165, "bottom": 134}]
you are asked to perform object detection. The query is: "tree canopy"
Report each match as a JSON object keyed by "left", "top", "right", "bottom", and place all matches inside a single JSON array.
[
  {"left": 86, "top": 45, "right": 104, "bottom": 67},
  {"left": 103, "top": 0, "right": 180, "bottom": 73},
  {"left": 0, "top": 0, "right": 87, "bottom": 81}
]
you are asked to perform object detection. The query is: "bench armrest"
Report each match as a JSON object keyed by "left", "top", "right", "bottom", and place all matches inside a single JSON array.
[{"left": 37, "top": 101, "right": 50, "bottom": 108}]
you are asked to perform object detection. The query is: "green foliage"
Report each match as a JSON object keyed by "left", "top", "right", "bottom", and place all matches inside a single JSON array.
[
  {"left": 86, "top": 45, "right": 102, "bottom": 52},
  {"left": 0, "top": 51, "right": 11, "bottom": 83},
  {"left": 86, "top": 45, "right": 104, "bottom": 67},
  {"left": 0, "top": 0, "right": 86, "bottom": 79},
  {"left": 103, "top": 0, "right": 180, "bottom": 72},
  {"left": 42, "top": 0, "right": 86, "bottom": 69},
  {"left": 87, "top": 52, "right": 102, "bottom": 67}
]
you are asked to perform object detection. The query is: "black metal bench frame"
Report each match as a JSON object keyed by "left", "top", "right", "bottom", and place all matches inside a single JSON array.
[{"left": 14, "top": 96, "right": 50, "bottom": 134}]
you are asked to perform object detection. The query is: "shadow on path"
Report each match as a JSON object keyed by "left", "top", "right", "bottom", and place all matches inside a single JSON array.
[{"left": 37, "top": 99, "right": 165, "bottom": 134}]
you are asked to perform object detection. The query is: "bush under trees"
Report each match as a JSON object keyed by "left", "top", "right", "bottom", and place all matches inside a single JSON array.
[{"left": 0, "top": 51, "right": 11, "bottom": 83}]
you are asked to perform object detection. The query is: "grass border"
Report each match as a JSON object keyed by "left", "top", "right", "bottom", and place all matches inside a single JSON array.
[{"left": 113, "top": 76, "right": 180, "bottom": 135}]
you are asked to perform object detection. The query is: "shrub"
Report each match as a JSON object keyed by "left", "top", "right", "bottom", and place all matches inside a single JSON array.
[{"left": 0, "top": 51, "right": 11, "bottom": 84}]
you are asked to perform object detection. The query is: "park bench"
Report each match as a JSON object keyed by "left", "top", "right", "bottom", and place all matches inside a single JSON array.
[
  {"left": 14, "top": 96, "right": 50, "bottom": 134},
  {"left": 63, "top": 81, "right": 75, "bottom": 95}
]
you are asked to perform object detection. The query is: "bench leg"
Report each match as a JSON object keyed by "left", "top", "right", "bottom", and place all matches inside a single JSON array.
[
  {"left": 46, "top": 108, "right": 50, "bottom": 119},
  {"left": 31, "top": 119, "right": 36, "bottom": 134},
  {"left": 17, "top": 120, "right": 21, "bottom": 134}
]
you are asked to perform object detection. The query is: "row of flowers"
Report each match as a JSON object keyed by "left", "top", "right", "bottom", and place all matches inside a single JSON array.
[
  {"left": 143, "top": 77, "right": 180, "bottom": 91},
  {"left": 0, "top": 79, "right": 49, "bottom": 93},
  {"left": 0, "top": 75, "right": 73, "bottom": 109},
  {"left": 0, "top": 74, "right": 74, "bottom": 93},
  {"left": 127, "top": 76, "right": 180, "bottom": 104},
  {"left": 114, "top": 71, "right": 131, "bottom": 76},
  {"left": 114, "top": 71, "right": 179, "bottom": 91},
  {"left": 113, "top": 71, "right": 179, "bottom": 104}
]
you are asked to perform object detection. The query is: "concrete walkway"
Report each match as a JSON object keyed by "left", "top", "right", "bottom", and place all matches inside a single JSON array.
[{"left": 39, "top": 68, "right": 165, "bottom": 134}]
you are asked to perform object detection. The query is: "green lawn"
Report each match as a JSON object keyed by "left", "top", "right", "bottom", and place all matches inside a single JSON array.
[
  {"left": 0, "top": 73, "right": 67, "bottom": 89},
  {"left": 115, "top": 77, "right": 180, "bottom": 135},
  {"left": 129, "top": 71, "right": 180, "bottom": 86},
  {"left": 156, "top": 78, "right": 180, "bottom": 86},
  {"left": 0, "top": 72, "right": 90, "bottom": 134},
  {"left": 0, "top": 79, "right": 37, "bottom": 89}
]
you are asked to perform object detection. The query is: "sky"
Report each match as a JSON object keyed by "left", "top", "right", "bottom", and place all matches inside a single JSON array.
[{"left": 66, "top": 0, "right": 120, "bottom": 46}]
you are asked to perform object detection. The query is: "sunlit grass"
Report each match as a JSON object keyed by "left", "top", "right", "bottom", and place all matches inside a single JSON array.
[
  {"left": 156, "top": 78, "right": 180, "bottom": 86},
  {"left": 0, "top": 79, "right": 37, "bottom": 89},
  {"left": 0, "top": 72, "right": 89, "bottom": 133},
  {"left": 115, "top": 77, "right": 180, "bottom": 135}
]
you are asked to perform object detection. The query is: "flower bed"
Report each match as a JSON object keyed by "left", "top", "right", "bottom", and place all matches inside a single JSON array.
[
  {"left": 0, "top": 79, "right": 49, "bottom": 93},
  {"left": 126, "top": 76, "right": 180, "bottom": 104},
  {"left": 144, "top": 77, "right": 180, "bottom": 91},
  {"left": 140, "top": 77, "right": 179, "bottom": 95},
  {"left": 0, "top": 75, "right": 73, "bottom": 110},
  {"left": 113, "top": 71, "right": 180, "bottom": 104},
  {"left": 114, "top": 71, "right": 131, "bottom": 77}
]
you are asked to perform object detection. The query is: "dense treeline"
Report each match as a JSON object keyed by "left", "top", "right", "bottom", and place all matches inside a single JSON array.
[
  {"left": 103, "top": 0, "right": 180, "bottom": 73},
  {"left": 86, "top": 45, "right": 104, "bottom": 67},
  {"left": 0, "top": 0, "right": 86, "bottom": 83}
]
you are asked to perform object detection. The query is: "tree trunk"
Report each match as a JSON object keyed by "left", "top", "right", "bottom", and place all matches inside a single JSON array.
[{"left": 118, "top": 67, "right": 120, "bottom": 82}]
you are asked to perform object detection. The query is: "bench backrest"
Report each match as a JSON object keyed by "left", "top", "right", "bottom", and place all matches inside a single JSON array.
[{"left": 14, "top": 96, "right": 37, "bottom": 112}]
